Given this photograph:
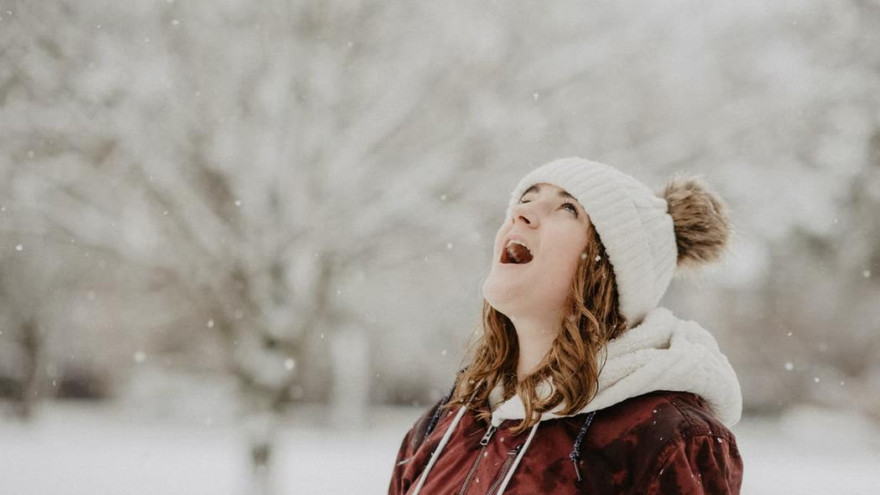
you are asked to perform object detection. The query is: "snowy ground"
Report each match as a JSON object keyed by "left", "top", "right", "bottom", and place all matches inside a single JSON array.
[{"left": 1, "top": 402, "right": 879, "bottom": 494}]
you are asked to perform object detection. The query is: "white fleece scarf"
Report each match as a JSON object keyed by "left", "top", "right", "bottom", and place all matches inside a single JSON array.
[{"left": 488, "top": 306, "right": 743, "bottom": 427}]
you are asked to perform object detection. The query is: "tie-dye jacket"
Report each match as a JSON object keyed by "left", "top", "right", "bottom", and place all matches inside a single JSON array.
[{"left": 388, "top": 390, "right": 742, "bottom": 494}]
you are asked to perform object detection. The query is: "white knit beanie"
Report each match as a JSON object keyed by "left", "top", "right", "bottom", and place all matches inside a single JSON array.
[{"left": 506, "top": 157, "right": 677, "bottom": 329}]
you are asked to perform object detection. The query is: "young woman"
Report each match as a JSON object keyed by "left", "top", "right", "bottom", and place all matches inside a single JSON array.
[{"left": 388, "top": 157, "right": 743, "bottom": 494}]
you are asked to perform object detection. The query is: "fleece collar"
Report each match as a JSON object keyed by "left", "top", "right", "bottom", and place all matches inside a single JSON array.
[{"left": 488, "top": 306, "right": 743, "bottom": 427}]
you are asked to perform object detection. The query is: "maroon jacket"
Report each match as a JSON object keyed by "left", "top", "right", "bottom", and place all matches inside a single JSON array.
[{"left": 389, "top": 390, "right": 742, "bottom": 494}]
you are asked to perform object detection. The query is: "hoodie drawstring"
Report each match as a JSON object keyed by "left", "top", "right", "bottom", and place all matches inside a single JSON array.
[
  {"left": 418, "top": 376, "right": 607, "bottom": 494},
  {"left": 568, "top": 411, "right": 597, "bottom": 482},
  {"left": 410, "top": 406, "right": 467, "bottom": 495},
  {"left": 492, "top": 422, "right": 540, "bottom": 494},
  {"left": 414, "top": 407, "right": 596, "bottom": 494}
]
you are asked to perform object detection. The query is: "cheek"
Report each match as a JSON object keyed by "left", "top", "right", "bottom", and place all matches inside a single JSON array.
[
  {"left": 545, "top": 232, "right": 587, "bottom": 277},
  {"left": 546, "top": 248, "right": 578, "bottom": 280},
  {"left": 492, "top": 226, "right": 507, "bottom": 257}
]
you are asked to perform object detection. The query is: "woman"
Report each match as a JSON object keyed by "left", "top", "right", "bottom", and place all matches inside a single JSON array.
[{"left": 388, "top": 157, "right": 743, "bottom": 494}]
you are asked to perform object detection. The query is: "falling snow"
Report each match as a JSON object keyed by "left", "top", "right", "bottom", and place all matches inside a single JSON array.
[{"left": 2, "top": 3, "right": 879, "bottom": 493}]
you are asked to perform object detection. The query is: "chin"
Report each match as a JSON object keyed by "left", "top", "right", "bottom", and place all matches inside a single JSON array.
[
  {"left": 482, "top": 277, "right": 513, "bottom": 316},
  {"left": 483, "top": 276, "right": 568, "bottom": 324},
  {"left": 483, "top": 281, "right": 534, "bottom": 322}
]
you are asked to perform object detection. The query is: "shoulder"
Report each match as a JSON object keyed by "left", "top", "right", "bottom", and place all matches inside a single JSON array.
[
  {"left": 581, "top": 391, "right": 742, "bottom": 493},
  {"left": 593, "top": 391, "right": 736, "bottom": 443},
  {"left": 388, "top": 378, "right": 470, "bottom": 495},
  {"left": 402, "top": 394, "right": 452, "bottom": 452},
  {"left": 613, "top": 391, "right": 743, "bottom": 493},
  {"left": 400, "top": 372, "right": 465, "bottom": 452},
  {"left": 389, "top": 394, "right": 454, "bottom": 495}
]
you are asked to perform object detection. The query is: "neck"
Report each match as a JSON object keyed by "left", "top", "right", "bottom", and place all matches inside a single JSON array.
[{"left": 510, "top": 313, "right": 561, "bottom": 381}]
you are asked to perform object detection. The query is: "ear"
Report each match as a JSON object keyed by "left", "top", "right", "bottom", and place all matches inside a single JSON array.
[{"left": 661, "top": 174, "right": 732, "bottom": 270}]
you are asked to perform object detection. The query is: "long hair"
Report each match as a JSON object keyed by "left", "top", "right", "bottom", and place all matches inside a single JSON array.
[{"left": 446, "top": 221, "right": 628, "bottom": 435}]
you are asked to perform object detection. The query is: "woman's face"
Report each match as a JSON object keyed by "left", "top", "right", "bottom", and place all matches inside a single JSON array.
[{"left": 483, "top": 183, "right": 592, "bottom": 320}]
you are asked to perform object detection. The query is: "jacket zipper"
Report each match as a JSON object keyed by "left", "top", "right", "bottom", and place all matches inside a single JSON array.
[
  {"left": 456, "top": 424, "right": 497, "bottom": 495},
  {"left": 486, "top": 444, "right": 523, "bottom": 494}
]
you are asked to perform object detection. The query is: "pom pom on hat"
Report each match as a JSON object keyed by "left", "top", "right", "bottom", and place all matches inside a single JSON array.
[{"left": 661, "top": 174, "right": 732, "bottom": 270}]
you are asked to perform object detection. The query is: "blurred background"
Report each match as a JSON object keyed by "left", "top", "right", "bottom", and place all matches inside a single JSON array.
[{"left": 1, "top": 0, "right": 879, "bottom": 493}]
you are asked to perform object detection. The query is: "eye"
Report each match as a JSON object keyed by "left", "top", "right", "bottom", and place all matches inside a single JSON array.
[
  {"left": 562, "top": 202, "right": 579, "bottom": 217},
  {"left": 518, "top": 197, "right": 531, "bottom": 204}
]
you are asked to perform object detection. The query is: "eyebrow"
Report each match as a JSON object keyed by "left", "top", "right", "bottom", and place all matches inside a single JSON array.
[{"left": 521, "top": 184, "right": 576, "bottom": 200}]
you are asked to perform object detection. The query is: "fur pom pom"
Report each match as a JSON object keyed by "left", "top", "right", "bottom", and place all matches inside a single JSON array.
[{"left": 661, "top": 174, "right": 731, "bottom": 269}]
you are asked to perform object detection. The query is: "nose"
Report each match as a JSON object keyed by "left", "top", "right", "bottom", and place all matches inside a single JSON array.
[{"left": 509, "top": 203, "right": 538, "bottom": 227}]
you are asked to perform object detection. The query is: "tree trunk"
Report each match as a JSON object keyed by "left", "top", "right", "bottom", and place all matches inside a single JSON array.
[
  {"left": 243, "top": 406, "right": 277, "bottom": 495},
  {"left": 330, "top": 328, "right": 370, "bottom": 429},
  {"left": 14, "top": 317, "right": 42, "bottom": 420}
]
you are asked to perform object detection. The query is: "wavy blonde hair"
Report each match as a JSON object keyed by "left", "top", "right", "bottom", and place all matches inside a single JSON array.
[{"left": 446, "top": 221, "right": 628, "bottom": 435}]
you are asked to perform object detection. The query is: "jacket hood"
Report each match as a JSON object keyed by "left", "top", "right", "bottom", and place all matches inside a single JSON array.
[{"left": 488, "top": 306, "right": 743, "bottom": 427}]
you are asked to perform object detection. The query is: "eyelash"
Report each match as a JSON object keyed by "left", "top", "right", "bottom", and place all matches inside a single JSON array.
[{"left": 518, "top": 198, "right": 579, "bottom": 217}]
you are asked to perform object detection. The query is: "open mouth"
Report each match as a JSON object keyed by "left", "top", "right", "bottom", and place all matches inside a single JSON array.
[{"left": 500, "top": 240, "right": 534, "bottom": 265}]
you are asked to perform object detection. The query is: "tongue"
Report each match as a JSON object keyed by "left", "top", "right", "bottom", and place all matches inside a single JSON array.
[{"left": 508, "top": 244, "right": 533, "bottom": 264}]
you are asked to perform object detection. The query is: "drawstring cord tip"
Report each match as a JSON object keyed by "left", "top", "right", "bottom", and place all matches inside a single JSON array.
[{"left": 568, "top": 411, "right": 596, "bottom": 484}]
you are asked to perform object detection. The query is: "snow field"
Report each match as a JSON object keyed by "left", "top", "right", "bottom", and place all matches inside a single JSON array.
[{"left": 1, "top": 403, "right": 878, "bottom": 494}]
